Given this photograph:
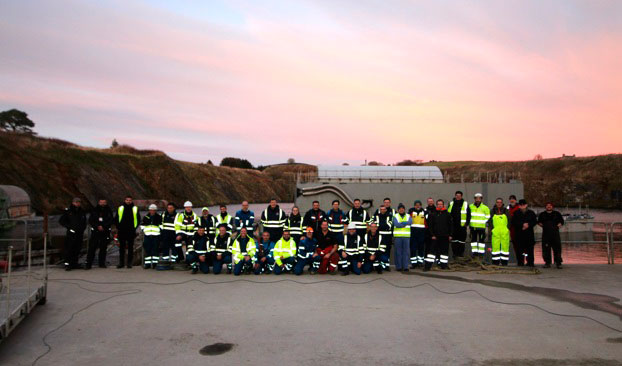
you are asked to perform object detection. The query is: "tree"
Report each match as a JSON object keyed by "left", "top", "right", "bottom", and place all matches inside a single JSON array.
[
  {"left": 207, "top": 160, "right": 213, "bottom": 165},
  {"left": 111, "top": 139, "right": 119, "bottom": 148},
  {"left": 220, "top": 157, "right": 254, "bottom": 169},
  {"left": 396, "top": 159, "right": 423, "bottom": 166},
  {"left": 342, "top": 162, "right": 349, "bottom": 166},
  {"left": 367, "top": 161, "right": 384, "bottom": 166},
  {"left": 533, "top": 154, "right": 543, "bottom": 160},
  {"left": 0, "top": 109, "right": 35, "bottom": 134},
  {"left": 287, "top": 158, "right": 295, "bottom": 164}
]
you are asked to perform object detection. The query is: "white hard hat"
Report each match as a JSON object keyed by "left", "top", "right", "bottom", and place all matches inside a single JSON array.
[
  {"left": 474, "top": 193, "right": 483, "bottom": 198},
  {"left": 184, "top": 201, "right": 193, "bottom": 207},
  {"left": 148, "top": 204, "right": 157, "bottom": 210},
  {"left": 347, "top": 222, "right": 357, "bottom": 230}
]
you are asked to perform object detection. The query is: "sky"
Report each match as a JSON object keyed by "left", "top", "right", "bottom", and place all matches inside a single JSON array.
[{"left": 1, "top": 0, "right": 621, "bottom": 166}]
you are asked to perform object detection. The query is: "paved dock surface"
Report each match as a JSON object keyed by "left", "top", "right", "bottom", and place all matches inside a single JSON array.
[{"left": 0, "top": 265, "right": 621, "bottom": 365}]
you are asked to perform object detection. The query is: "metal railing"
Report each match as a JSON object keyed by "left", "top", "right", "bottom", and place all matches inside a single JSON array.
[{"left": 609, "top": 222, "right": 622, "bottom": 264}]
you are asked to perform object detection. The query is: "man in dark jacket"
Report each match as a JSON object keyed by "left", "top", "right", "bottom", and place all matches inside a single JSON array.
[
  {"left": 59, "top": 197, "right": 87, "bottom": 271},
  {"left": 86, "top": 199, "right": 113, "bottom": 269},
  {"left": 538, "top": 202, "right": 565, "bottom": 268},
  {"left": 507, "top": 195, "right": 521, "bottom": 263},
  {"left": 260, "top": 198, "right": 287, "bottom": 241},
  {"left": 425, "top": 199, "right": 453, "bottom": 271},
  {"left": 511, "top": 199, "right": 537, "bottom": 267},
  {"left": 325, "top": 200, "right": 347, "bottom": 246},
  {"left": 114, "top": 195, "right": 140, "bottom": 268},
  {"left": 303, "top": 200, "right": 326, "bottom": 238},
  {"left": 447, "top": 191, "right": 470, "bottom": 258}
]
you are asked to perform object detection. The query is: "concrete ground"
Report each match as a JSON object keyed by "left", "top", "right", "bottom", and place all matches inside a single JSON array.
[{"left": 0, "top": 265, "right": 621, "bottom": 366}]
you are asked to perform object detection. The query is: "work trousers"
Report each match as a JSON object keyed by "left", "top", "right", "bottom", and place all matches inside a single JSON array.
[
  {"left": 64, "top": 231, "right": 83, "bottom": 268},
  {"left": 86, "top": 230, "right": 109, "bottom": 267},
  {"left": 175, "top": 233, "right": 192, "bottom": 262},
  {"left": 294, "top": 256, "right": 320, "bottom": 275},
  {"left": 186, "top": 252, "right": 210, "bottom": 274},
  {"left": 339, "top": 254, "right": 362, "bottom": 275},
  {"left": 142, "top": 235, "right": 160, "bottom": 268},
  {"left": 542, "top": 232, "right": 562, "bottom": 265},
  {"left": 117, "top": 231, "right": 136, "bottom": 267},
  {"left": 394, "top": 236, "right": 411, "bottom": 270},
  {"left": 491, "top": 227, "right": 510, "bottom": 265},
  {"left": 274, "top": 257, "right": 295, "bottom": 275},
  {"left": 159, "top": 231, "right": 176, "bottom": 262},
  {"left": 451, "top": 225, "right": 467, "bottom": 257},
  {"left": 362, "top": 252, "right": 386, "bottom": 274},
  {"left": 315, "top": 247, "right": 338, "bottom": 274},
  {"left": 409, "top": 229, "right": 425, "bottom": 266},
  {"left": 470, "top": 228, "right": 487, "bottom": 256},
  {"left": 424, "top": 236, "right": 449, "bottom": 270},
  {"left": 515, "top": 240, "right": 534, "bottom": 266},
  {"left": 233, "top": 258, "right": 253, "bottom": 276},
  {"left": 211, "top": 253, "right": 232, "bottom": 274},
  {"left": 254, "top": 255, "right": 275, "bottom": 274}
]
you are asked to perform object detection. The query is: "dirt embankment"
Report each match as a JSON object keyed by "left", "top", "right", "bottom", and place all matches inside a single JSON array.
[
  {"left": 426, "top": 156, "right": 622, "bottom": 208},
  {"left": 0, "top": 132, "right": 310, "bottom": 214}
]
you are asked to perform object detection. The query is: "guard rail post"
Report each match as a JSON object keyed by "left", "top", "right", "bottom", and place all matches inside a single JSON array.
[{"left": 6, "top": 246, "right": 12, "bottom": 326}]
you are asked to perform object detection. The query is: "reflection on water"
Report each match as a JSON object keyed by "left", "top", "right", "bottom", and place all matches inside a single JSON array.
[{"left": 1, "top": 203, "right": 621, "bottom": 264}]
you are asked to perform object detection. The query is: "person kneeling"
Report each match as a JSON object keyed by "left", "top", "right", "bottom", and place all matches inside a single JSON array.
[
  {"left": 254, "top": 231, "right": 276, "bottom": 275},
  {"left": 232, "top": 227, "right": 256, "bottom": 276},
  {"left": 210, "top": 225, "right": 233, "bottom": 274},
  {"left": 273, "top": 230, "right": 296, "bottom": 275},
  {"left": 339, "top": 223, "right": 364, "bottom": 276},
  {"left": 294, "top": 227, "right": 320, "bottom": 275},
  {"left": 186, "top": 227, "right": 210, "bottom": 274},
  {"left": 362, "top": 223, "right": 387, "bottom": 274}
]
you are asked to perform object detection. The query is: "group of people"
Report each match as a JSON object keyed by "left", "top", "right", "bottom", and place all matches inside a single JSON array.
[{"left": 59, "top": 191, "right": 565, "bottom": 275}]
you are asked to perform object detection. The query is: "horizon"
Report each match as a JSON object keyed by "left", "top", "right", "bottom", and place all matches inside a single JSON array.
[{"left": 1, "top": 1, "right": 621, "bottom": 165}]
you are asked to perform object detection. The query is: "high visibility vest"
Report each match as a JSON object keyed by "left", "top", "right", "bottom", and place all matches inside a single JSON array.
[
  {"left": 175, "top": 211, "right": 198, "bottom": 234},
  {"left": 161, "top": 212, "right": 176, "bottom": 232},
  {"left": 118, "top": 206, "right": 138, "bottom": 228},
  {"left": 273, "top": 238, "right": 296, "bottom": 265},
  {"left": 141, "top": 215, "right": 161, "bottom": 236},
  {"left": 232, "top": 237, "right": 257, "bottom": 264},
  {"left": 469, "top": 204, "right": 490, "bottom": 229},
  {"left": 394, "top": 214, "right": 411, "bottom": 238},
  {"left": 410, "top": 210, "right": 425, "bottom": 228},
  {"left": 216, "top": 214, "right": 233, "bottom": 234},
  {"left": 448, "top": 200, "right": 468, "bottom": 226},
  {"left": 262, "top": 208, "right": 285, "bottom": 229},
  {"left": 492, "top": 214, "right": 509, "bottom": 232}
]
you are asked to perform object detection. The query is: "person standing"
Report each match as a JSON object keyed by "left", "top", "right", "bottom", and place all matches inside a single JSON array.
[
  {"left": 511, "top": 199, "right": 537, "bottom": 267},
  {"left": 339, "top": 223, "right": 364, "bottom": 275},
  {"left": 469, "top": 193, "right": 490, "bottom": 259},
  {"left": 232, "top": 227, "right": 256, "bottom": 276},
  {"left": 326, "top": 200, "right": 347, "bottom": 246},
  {"left": 260, "top": 198, "right": 287, "bottom": 242},
  {"left": 408, "top": 200, "right": 426, "bottom": 268},
  {"left": 216, "top": 204, "right": 234, "bottom": 236},
  {"left": 424, "top": 197, "right": 437, "bottom": 265},
  {"left": 507, "top": 195, "right": 520, "bottom": 263},
  {"left": 425, "top": 199, "right": 453, "bottom": 271},
  {"left": 174, "top": 201, "right": 198, "bottom": 262},
  {"left": 254, "top": 231, "right": 276, "bottom": 274},
  {"left": 235, "top": 201, "right": 255, "bottom": 236},
  {"left": 374, "top": 205, "right": 394, "bottom": 271},
  {"left": 447, "top": 191, "right": 470, "bottom": 258},
  {"left": 86, "top": 198, "right": 113, "bottom": 269},
  {"left": 196, "top": 207, "right": 217, "bottom": 242},
  {"left": 538, "top": 202, "right": 565, "bottom": 269},
  {"left": 160, "top": 203, "right": 177, "bottom": 263},
  {"left": 362, "top": 223, "right": 387, "bottom": 274},
  {"left": 210, "top": 225, "right": 233, "bottom": 274},
  {"left": 347, "top": 198, "right": 371, "bottom": 237},
  {"left": 115, "top": 196, "right": 140, "bottom": 269},
  {"left": 59, "top": 197, "right": 87, "bottom": 271},
  {"left": 273, "top": 229, "right": 297, "bottom": 275},
  {"left": 393, "top": 203, "right": 412, "bottom": 272},
  {"left": 490, "top": 198, "right": 510, "bottom": 266},
  {"left": 303, "top": 200, "right": 326, "bottom": 237},
  {"left": 286, "top": 206, "right": 304, "bottom": 244},
  {"left": 294, "top": 227, "right": 320, "bottom": 275},
  {"left": 315, "top": 221, "right": 339, "bottom": 274},
  {"left": 185, "top": 226, "right": 210, "bottom": 274},
  {"left": 140, "top": 204, "right": 162, "bottom": 269}
]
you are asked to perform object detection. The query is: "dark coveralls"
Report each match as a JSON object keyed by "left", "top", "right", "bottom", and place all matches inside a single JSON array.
[
  {"left": 511, "top": 209, "right": 537, "bottom": 266},
  {"left": 115, "top": 204, "right": 140, "bottom": 267},
  {"left": 538, "top": 210, "right": 564, "bottom": 266},
  {"left": 294, "top": 236, "right": 320, "bottom": 275},
  {"left": 86, "top": 204, "right": 113, "bottom": 268},
  {"left": 60, "top": 205, "right": 87, "bottom": 269}
]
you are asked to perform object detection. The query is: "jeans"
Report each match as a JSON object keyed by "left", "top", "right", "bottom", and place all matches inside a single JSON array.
[
  {"left": 233, "top": 258, "right": 253, "bottom": 276},
  {"left": 211, "top": 253, "right": 232, "bottom": 274},
  {"left": 273, "top": 257, "right": 295, "bottom": 275},
  {"left": 394, "top": 237, "right": 411, "bottom": 270},
  {"left": 186, "top": 252, "right": 210, "bottom": 274}
]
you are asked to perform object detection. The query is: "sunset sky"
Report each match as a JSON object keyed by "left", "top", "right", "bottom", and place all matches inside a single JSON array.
[{"left": 1, "top": 0, "right": 620, "bottom": 165}]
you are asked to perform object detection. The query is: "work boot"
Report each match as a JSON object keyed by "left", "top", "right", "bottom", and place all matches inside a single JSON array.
[
  {"left": 65, "top": 264, "right": 71, "bottom": 271},
  {"left": 556, "top": 263, "right": 563, "bottom": 269},
  {"left": 227, "top": 268, "right": 232, "bottom": 274},
  {"left": 543, "top": 263, "right": 551, "bottom": 268},
  {"left": 191, "top": 267, "right": 198, "bottom": 274},
  {"left": 376, "top": 268, "right": 383, "bottom": 274},
  {"left": 116, "top": 264, "right": 124, "bottom": 269},
  {"left": 341, "top": 271, "right": 349, "bottom": 276},
  {"left": 85, "top": 264, "right": 92, "bottom": 270},
  {"left": 127, "top": 265, "right": 132, "bottom": 269},
  {"left": 402, "top": 269, "right": 409, "bottom": 273},
  {"left": 99, "top": 263, "right": 107, "bottom": 268}
]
